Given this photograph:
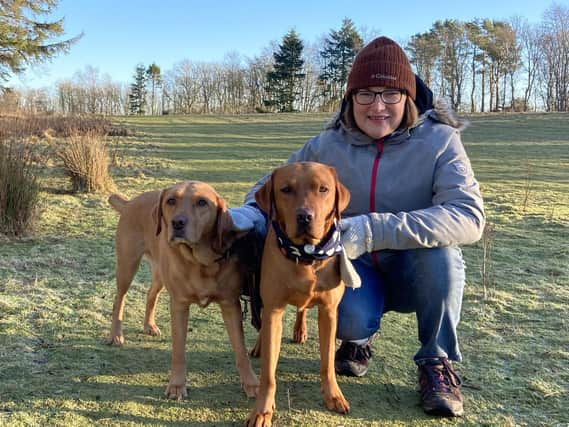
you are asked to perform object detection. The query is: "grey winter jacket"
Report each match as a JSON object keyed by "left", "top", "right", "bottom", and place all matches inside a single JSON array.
[{"left": 245, "top": 103, "right": 485, "bottom": 258}]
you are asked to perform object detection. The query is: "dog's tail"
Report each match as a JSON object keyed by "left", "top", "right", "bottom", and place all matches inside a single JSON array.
[{"left": 108, "top": 193, "right": 129, "bottom": 214}]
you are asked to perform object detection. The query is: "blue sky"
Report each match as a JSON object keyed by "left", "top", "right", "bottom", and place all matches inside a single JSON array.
[{"left": 9, "top": 0, "right": 565, "bottom": 89}]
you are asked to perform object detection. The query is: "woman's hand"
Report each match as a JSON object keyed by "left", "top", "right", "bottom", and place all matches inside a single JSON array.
[
  {"left": 228, "top": 205, "right": 266, "bottom": 235},
  {"left": 340, "top": 215, "right": 374, "bottom": 259}
]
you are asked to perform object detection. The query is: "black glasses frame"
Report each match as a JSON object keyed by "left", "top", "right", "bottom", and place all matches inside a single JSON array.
[{"left": 353, "top": 89, "right": 404, "bottom": 105}]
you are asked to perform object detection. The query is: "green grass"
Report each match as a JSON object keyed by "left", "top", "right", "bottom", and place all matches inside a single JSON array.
[{"left": 1, "top": 112, "right": 568, "bottom": 426}]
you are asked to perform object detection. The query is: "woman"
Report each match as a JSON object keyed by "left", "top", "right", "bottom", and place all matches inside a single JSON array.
[{"left": 230, "top": 36, "right": 484, "bottom": 417}]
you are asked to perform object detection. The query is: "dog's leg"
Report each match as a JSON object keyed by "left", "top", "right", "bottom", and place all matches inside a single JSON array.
[
  {"left": 108, "top": 248, "right": 142, "bottom": 345},
  {"left": 292, "top": 308, "right": 308, "bottom": 344},
  {"left": 318, "top": 303, "right": 350, "bottom": 414},
  {"left": 143, "top": 269, "right": 163, "bottom": 336},
  {"left": 250, "top": 333, "right": 262, "bottom": 358},
  {"left": 165, "top": 300, "right": 189, "bottom": 400},
  {"left": 246, "top": 306, "right": 284, "bottom": 427},
  {"left": 220, "top": 300, "right": 259, "bottom": 397}
]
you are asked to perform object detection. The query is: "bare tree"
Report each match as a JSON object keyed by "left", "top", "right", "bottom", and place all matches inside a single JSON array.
[
  {"left": 56, "top": 67, "right": 126, "bottom": 115},
  {"left": 222, "top": 52, "right": 246, "bottom": 113},
  {"left": 244, "top": 47, "right": 274, "bottom": 112},
  {"left": 539, "top": 4, "right": 569, "bottom": 111},
  {"left": 168, "top": 60, "right": 198, "bottom": 114},
  {"left": 512, "top": 17, "right": 542, "bottom": 111},
  {"left": 299, "top": 42, "right": 322, "bottom": 112}
]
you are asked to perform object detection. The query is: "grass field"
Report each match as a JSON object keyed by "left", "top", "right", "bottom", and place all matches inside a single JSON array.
[{"left": 1, "top": 112, "right": 568, "bottom": 426}]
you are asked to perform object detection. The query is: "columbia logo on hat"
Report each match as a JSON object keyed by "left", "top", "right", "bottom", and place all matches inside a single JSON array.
[{"left": 371, "top": 73, "right": 396, "bottom": 80}]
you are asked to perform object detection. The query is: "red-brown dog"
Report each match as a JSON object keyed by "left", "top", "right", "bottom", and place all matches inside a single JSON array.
[
  {"left": 246, "top": 162, "right": 351, "bottom": 426},
  {"left": 107, "top": 180, "right": 258, "bottom": 399}
]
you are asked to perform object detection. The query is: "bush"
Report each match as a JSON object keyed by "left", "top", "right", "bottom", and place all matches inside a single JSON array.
[
  {"left": 0, "top": 114, "right": 132, "bottom": 139},
  {"left": 0, "top": 138, "right": 41, "bottom": 237},
  {"left": 52, "top": 131, "right": 115, "bottom": 193}
]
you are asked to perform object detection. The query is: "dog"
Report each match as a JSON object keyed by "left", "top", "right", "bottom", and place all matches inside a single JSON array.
[
  {"left": 107, "top": 180, "right": 258, "bottom": 399},
  {"left": 246, "top": 162, "right": 351, "bottom": 426}
]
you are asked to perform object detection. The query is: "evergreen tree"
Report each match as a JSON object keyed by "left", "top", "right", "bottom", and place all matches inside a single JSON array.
[
  {"left": 319, "top": 18, "right": 363, "bottom": 108},
  {"left": 264, "top": 29, "right": 305, "bottom": 112},
  {"left": 0, "top": 0, "right": 81, "bottom": 84},
  {"left": 129, "top": 64, "right": 147, "bottom": 115}
]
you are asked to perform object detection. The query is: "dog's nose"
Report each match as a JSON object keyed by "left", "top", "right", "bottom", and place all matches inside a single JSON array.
[
  {"left": 296, "top": 208, "right": 314, "bottom": 225},
  {"left": 172, "top": 215, "right": 187, "bottom": 231}
]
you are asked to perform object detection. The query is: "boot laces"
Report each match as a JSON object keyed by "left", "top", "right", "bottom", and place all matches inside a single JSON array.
[
  {"left": 338, "top": 341, "right": 372, "bottom": 362},
  {"left": 422, "top": 358, "right": 462, "bottom": 393}
]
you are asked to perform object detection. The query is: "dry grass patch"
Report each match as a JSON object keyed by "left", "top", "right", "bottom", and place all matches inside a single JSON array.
[
  {"left": 0, "top": 135, "right": 43, "bottom": 237},
  {"left": 51, "top": 132, "right": 116, "bottom": 193}
]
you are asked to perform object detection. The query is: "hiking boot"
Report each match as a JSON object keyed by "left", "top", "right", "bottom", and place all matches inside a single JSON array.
[
  {"left": 418, "top": 357, "right": 464, "bottom": 417},
  {"left": 334, "top": 340, "right": 372, "bottom": 377}
]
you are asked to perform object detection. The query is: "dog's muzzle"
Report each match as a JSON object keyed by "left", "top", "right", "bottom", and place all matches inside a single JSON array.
[
  {"left": 296, "top": 208, "right": 314, "bottom": 234},
  {"left": 171, "top": 215, "right": 188, "bottom": 240}
]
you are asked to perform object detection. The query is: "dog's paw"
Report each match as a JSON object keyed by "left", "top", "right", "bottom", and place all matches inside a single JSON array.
[
  {"left": 143, "top": 323, "right": 161, "bottom": 336},
  {"left": 246, "top": 399, "right": 276, "bottom": 427},
  {"left": 164, "top": 381, "right": 187, "bottom": 400},
  {"left": 323, "top": 392, "right": 350, "bottom": 414},
  {"left": 249, "top": 337, "right": 261, "bottom": 358},
  {"left": 245, "top": 410, "right": 273, "bottom": 427},
  {"left": 292, "top": 328, "right": 307, "bottom": 344},
  {"left": 106, "top": 334, "right": 125, "bottom": 346},
  {"left": 241, "top": 374, "right": 260, "bottom": 398}
]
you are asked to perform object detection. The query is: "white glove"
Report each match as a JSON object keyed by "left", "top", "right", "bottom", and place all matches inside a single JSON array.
[
  {"left": 228, "top": 205, "right": 266, "bottom": 235},
  {"left": 340, "top": 215, "right": 374, "bottom": 259}
]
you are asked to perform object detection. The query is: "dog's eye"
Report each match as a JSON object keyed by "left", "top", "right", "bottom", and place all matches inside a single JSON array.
[
  {"left": 197, "top": 199, "right": 208, "bottom": 207},
  {"left": 280, "top": 186, "right": 292, "bottom": 194},
  {"left": 166, "top": 198, "right": 176, "bottom": 206},
  {"left": 319, "top": 186, "right": 329, "bottom": 193}
]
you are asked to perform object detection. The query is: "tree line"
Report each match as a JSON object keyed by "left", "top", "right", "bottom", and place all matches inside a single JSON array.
[{"left": 2, "top": 3, "right": 568, "bottom": 115}]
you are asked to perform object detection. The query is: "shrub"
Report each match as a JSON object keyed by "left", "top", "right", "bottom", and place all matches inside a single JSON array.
[
  {"left": 0, "top": 114, "right": 131, "bottom": 139},
  {"left": 0, "top": 138, "right": 41, "bottom": 237},
  {"left": 52, "top": 132, "right": 116, "bottom": 193}
]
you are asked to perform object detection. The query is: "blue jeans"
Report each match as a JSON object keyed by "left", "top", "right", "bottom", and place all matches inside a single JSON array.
[{"left": 337, "top": 247, "right": 465, "bottom": 363}]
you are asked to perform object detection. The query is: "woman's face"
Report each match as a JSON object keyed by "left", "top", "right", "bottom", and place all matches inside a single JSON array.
[{"left": 352, "top": 86, "right": 407, "bottom": 140}]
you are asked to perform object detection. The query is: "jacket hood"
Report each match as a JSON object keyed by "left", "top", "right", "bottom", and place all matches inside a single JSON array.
[{"left": 422, "top": 99, "right": 469, "bottom": 130}]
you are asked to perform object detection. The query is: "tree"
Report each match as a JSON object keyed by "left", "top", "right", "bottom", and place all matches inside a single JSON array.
[
  {"left": 264, "top": 29, "right": 305, "bottom": 112},
  {"left": 480, "top": 19, "right": 519, "bottom": 111},
  {"left": 0, "top": 0, "right": 81, "bottom": 85},
  {"left": 129, "top": 64, "right": 147, "bottom": 115},
  {"left": 539, "top": 3, "right": 569, "bottom": 111},
  {"left": 432, "top": 20, "right": 470, "bottom": 110},
  {"left": 146, "top": 63, "right": 162, "bottom": 115},
  {"left": 513, "top": 17, "right": 541, "bottom": 111},
  {"left": 244, "top": 50, "right": 272, "bottom": 112},
  {"left": 465, "top": 20, "right": 485, "bottom": 112},
  {"left": 319, "top": 18, "right": 363, "bottom": 109},
  {"left": 407, "top": 30, "right": 441, "bottom": 88}
]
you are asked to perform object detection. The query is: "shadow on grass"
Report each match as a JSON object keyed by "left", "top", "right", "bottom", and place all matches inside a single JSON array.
[{"left": 1, "top": 327, "right": 431, "bottom": 425}]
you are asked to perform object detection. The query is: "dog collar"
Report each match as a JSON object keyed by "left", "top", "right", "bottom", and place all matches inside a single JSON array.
[{"left": 272, "top": 220, "right": 343, "bottom": 265}]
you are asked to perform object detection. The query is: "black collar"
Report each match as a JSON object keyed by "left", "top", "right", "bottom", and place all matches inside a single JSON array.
[{"left": 272, "top": 220, "right": 342, "bottom": 265}]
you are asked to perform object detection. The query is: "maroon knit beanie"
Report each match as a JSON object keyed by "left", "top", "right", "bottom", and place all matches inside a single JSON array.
[{"left": 346, "top": 36, "right": 416, "bottom": 100}]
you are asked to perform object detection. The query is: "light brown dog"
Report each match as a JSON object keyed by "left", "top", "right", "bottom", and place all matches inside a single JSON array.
[
  {"left": 107, "top": 180, "right": 258, "bottom": 399},
  {"left": 246, "top": 162, "right": 351, "bottom": 426}
]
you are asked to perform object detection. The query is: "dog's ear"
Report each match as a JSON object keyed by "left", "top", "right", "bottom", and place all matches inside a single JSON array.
[
  {"left": 329, "top": 167, "right": 350, "bottom": 217},
  {"left": 153, "top": 190, "right": 166, "bottom": 236},
  {"left": 213, "top": 196, "right": 246, "bottom": 254},
  {"left": 254, "top": 173, "right": 274, "bottom": 216}
]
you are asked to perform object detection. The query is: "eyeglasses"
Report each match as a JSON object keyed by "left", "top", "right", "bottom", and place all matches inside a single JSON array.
[{"left": 353, "top": 89, "right": 404, "bottom": 105}]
